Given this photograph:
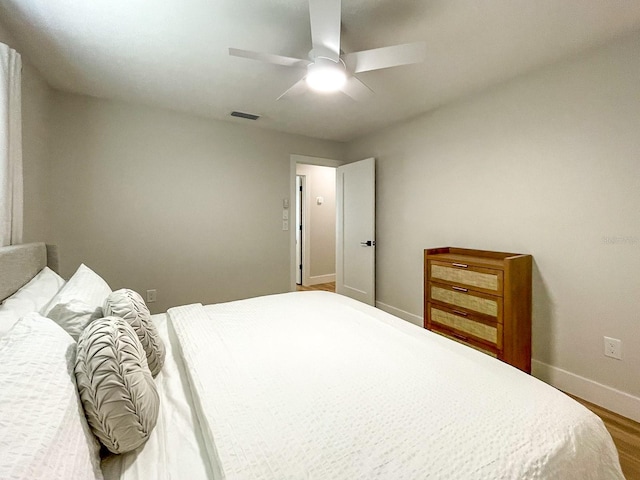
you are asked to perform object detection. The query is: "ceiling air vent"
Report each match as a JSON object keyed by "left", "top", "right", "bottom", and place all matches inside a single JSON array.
[{"left": 230, "top": 111, "right": 260, "bottom": 121}]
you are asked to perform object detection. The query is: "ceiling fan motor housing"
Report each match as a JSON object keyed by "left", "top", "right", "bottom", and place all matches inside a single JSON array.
[{"left": 306, "top": 57, "right": 346, "bottom": 92}]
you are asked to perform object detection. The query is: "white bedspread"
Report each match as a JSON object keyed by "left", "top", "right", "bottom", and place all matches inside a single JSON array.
[{"left": 169, "top": 292, "right": 623, "bottom": 480}]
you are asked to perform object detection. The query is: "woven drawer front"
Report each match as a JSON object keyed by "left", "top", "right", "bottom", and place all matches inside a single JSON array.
[
  {"left": 431, "top": 264, "right": 500, "bottom": 292},
  {"left": 431, "top": 286, "right": 498, "bottom": 317},
  {"left": 434, "top": 330, "right": 498, "bottom": 358},
  {"left": 430, "top": 307, "right": 497, "bottom": 344}
]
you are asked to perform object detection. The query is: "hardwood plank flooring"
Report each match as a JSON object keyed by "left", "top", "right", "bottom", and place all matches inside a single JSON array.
[
  {"left": 297, "top": 284, "right": 640, "bottom": 478},
  {"left": 569, "top": 394, "right": 640, "bottom": 479},
  {"left": 296, "top": 282, "right": 335, "bottom": 293}
]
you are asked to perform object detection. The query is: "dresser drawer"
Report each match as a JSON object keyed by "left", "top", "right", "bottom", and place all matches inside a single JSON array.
[
  {"left": 429, "top": 260, "right": 502, "bottom": 295},
  {"left": 430, "top": 326, "right": 499, "bottom": 358},
  {"left": 429, "top": 283, "right": 502, "bottom": 320},
  {"left": 428, "top": 304, "right": 501, "bottom": 348}
]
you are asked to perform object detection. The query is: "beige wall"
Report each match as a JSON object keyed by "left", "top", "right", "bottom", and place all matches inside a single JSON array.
[
  {"left": 0, "top": 21, "right": 51, "bottom": 243},
  {"left": 296, "top": 163, "right": 336, "bottom": 283},
  {"left": 347, "top": 32, "right": 640, "bottom": 417},
  {"left": 47, "top": 92, "right": 345, "bottom": 312}
]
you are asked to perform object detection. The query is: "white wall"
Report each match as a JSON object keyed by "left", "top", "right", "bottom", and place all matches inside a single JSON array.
[
  {"left": 0, "top": 21, "right": 51, "bottom": 243},
  {"left": 296, "top": 163, "right": 336, "bottom": 284},
  {"left": 346, "top": 32, "right": 640, "bottom": 419},
  {"left": 48, "top": 91, "right": 345, "bottom": 313}
]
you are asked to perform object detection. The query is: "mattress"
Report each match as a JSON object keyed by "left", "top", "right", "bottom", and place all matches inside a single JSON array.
[{"left": 168, "top": 291, "right": 623, "bottom": 480}]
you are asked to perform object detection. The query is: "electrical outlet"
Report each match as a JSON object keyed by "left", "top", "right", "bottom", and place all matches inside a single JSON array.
[
  {"left": 146, "top": 289, "right": 157, "bottom": 303},
  {"left": 282, "top": 220, "right": 289, "bottom": 231},
  {"left": 604, "top": 336, "right": 622, "bottom": 360}
]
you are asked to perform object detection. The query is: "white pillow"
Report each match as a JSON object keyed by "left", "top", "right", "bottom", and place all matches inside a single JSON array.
[
  {"left": 0, "top": 313, "right": 103, "bottom": 480},
  {"left": 0, "top": 266, "right": 65, "bottom": 316},
  {"left": 0, "top": 266, "right": 65, "bottom": 337},
  {"left": 0, "top": 311, "right": 19, "bottom": 338},
  {"left": 43, "top": 264, "right": 111, "bottom": 318},
  {"left": 47, "top": 299, "right": 103, "bottom": 341}
]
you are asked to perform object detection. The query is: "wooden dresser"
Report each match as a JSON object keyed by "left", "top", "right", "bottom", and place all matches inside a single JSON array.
[{"left": 424, "top": 247, "right": 532, "bottom": 373}]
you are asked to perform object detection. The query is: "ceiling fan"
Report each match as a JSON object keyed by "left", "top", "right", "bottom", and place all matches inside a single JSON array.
[{"left": 228, "top": 0, "right": 426, "bottom": 101}]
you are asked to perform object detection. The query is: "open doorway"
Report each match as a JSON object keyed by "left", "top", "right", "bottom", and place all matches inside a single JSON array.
[
  {"left": 295, "top": 164, "right": 336, "bottom": 291},
  {"left": 289, "top": 155, "right": 342, "bottom": 292}
]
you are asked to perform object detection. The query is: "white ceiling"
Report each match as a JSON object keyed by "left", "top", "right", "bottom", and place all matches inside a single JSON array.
[{"left": 1, "top": 0, "right": 640, "bottom": 142}]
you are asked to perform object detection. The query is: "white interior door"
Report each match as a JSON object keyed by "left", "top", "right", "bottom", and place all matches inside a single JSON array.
[{"left": 336, "top": 158, "right": 375, "bottom": 305}]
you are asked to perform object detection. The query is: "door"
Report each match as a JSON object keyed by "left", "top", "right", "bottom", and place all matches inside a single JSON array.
[{"left": 336, "top": 158, "right": 375, "bottom": 305}]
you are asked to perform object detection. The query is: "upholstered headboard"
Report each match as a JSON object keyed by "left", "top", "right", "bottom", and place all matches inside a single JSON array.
[{"left": 0, "top": 243, "right": 59, "bottom": 302}]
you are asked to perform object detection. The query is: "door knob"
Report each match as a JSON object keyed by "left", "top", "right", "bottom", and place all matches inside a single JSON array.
[{"left": 360, "top": 240, "right": 375, "bottom": 247}]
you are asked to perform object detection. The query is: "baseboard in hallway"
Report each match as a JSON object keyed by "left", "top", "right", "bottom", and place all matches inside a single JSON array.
[{"left": 296, "top": 282, "right": 336, "bottom": 293}]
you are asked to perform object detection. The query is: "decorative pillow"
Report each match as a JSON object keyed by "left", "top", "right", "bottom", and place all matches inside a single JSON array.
[
  {"left": 0, "top": 313, "right": 102, "bottom": 479},
  {"left": 75, "top": 317, "right": 159, "bottom": 454},
  {"left": 42, "top": 264, "right": 111, "bottom": 319},
  {"left": 47, "top": 299, "right": 103, "bottom": 341},
  {"left": 103, "top": 289, "right": 165, "bottom": 376}
]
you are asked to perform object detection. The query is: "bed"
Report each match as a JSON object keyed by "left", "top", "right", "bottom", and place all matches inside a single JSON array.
[{"left": 0, "top": 243, "right": 625, "bottom": 479}]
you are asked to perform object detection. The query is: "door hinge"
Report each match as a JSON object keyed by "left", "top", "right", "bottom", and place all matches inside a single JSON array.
[
  {"left": 299, "top": 185, "right": 302, "bottom": 192},
  {"left": 299, "top": 224, "right": 302, "bottom": 231},
  {"left": 299, "top": 264, "right": 302, "bottom": 270}
]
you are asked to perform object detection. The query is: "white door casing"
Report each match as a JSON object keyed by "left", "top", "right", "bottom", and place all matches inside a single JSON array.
[
  {"left": 295, "top": 175, "right": 304, "bottom": 285},
  {"left": 336, "top": 158, "right": 375, "bottom": 305}
]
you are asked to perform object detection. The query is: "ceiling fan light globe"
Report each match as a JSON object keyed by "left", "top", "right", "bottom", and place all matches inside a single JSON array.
[{"left": 306, "top": 59, "right": 346, "bottom": 92}]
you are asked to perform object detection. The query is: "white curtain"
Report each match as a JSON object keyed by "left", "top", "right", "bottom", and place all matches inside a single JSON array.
[{"left": 0, "top": 43, "right": 22, "bottom": 247}]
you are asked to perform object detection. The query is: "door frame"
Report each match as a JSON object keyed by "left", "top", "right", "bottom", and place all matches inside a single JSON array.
[
  {"left": 289, "top": 154, "right": 343, "bottom": 292},
  {"left": 295, "top": 174, "right": 305, "bottom": 285}
]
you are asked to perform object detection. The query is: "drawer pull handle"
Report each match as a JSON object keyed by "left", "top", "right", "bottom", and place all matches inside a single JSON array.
[
  {"left": 452, "top": 286, "right": 468, "bottom": 292},
  {"left": 452, "top": 263, "right": 468, "bottom": 268},
  {"left": 452, "top": 332, "right": 469, "bottom": 341},
  {"left": 452, "top": 310, "right": 468, "bottom": 317}
]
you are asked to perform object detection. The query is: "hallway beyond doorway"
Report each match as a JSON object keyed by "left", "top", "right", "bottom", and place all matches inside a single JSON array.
[{"left": 296, "top": 282, "right": 335, "bottom": 293}]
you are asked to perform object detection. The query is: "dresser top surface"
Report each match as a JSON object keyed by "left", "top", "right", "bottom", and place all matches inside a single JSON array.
[{"left": 425, "top": 247, "right": 530, "bottom": 269}]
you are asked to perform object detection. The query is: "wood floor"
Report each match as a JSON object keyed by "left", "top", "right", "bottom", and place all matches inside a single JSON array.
[
  {"left": 296, "top": 282, "right": 335, "bottom": 292},
  {"left": 295, "top": 283, "right": 639, "bottom": 478}
]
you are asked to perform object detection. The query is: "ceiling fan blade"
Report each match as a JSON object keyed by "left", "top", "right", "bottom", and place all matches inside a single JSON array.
[
  {"left": 340, "top": 76, "right": 374, "bottom": 101},
  {"left": 229, "top": 48, "right": 310, "bottom": 68},
  {"left": 343, "top": 42, "right": 426, "bottom": 73},
  {"left": 308, "top": 0, "right": 341, "bottom": 61},
  {"left": 276, "top": 77, "right": 308, "bottom": 100}
]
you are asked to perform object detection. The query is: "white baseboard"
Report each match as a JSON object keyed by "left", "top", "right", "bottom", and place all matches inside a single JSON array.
[
  {"left": 306, "top": 274, "right": 335, "bottom": 286},
  {"left": 532, "top": 359, "right": 640, "bottom": 423},
  {"left": 375, "top": 301, "right": 422, "bottom": 327}
]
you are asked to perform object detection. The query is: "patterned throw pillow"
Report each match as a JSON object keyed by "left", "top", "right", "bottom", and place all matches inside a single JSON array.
[
  {"left": 75, "top": 317, "right": 159, "bottom": 454},
  {"left": 103, "top": 289, "right": 165, "bottom": 376}
]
